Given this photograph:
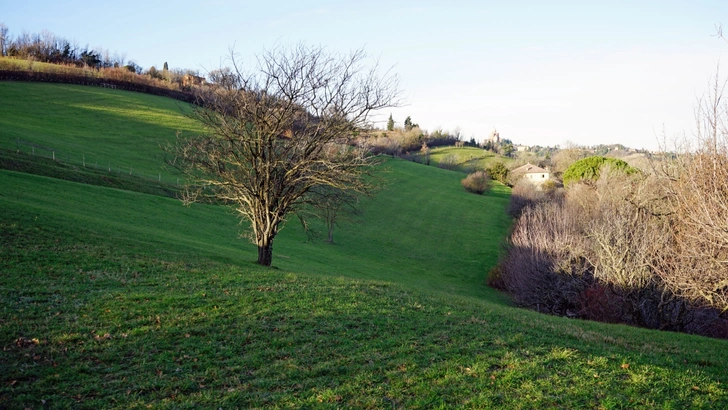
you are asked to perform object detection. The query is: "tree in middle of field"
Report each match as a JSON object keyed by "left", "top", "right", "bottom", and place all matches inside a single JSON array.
[{"left": 169, "top": 44, "right": 399, "bottom": 266}]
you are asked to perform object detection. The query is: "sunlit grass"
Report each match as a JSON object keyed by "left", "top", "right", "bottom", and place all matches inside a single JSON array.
[
  {"left": 1, "top": 83, "right": 727, "bottom": 408},
  {"left": 2, "top": 168, "right": 727, "bottom": 409},
  {"left": 428, "top": 146, "right": 515, "bottom": 171},
  {"left": 0, "top": 82, "right": 202, "bottom": 179}
]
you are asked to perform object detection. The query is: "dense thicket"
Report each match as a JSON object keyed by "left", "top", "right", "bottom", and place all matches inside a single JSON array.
[
  {"left": 0, "top": 25, "right": 203, "bottom": 90},
  {"left": 498, "top": 166, "right": 728, "bottom": 338},
  {"left": 359, "top": 126, "right": 461, "bottom": 156},
  {"left": 498, "top": 149, "right": 728, "bottom": 338}
]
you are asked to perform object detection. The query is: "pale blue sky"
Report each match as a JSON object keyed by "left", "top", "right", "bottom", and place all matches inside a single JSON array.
[{"left": 4, "top": 1, "right": 728, "bottom": 149}]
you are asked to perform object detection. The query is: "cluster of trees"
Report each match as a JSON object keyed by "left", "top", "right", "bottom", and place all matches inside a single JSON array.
[
  {"left": 495, "top": 98, "right": 728, "bottom": 338},
  {"left": 0, "top": 24, "right": 138, "bottom": 71},
  {"left": 0, "top": 24, "right": 205, "bottom": 91},
  {"left": 482, "top": 138, "right": 515, "bottom": 157},
  {"left": 362, "top": 119, "right": 462, "bottom": 156}
]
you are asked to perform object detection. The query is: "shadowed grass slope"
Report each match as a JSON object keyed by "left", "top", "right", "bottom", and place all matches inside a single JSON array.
[
  {"left": 0, "top": 82, "right": 202, "bottom": 178},
  {"left": 2, "top": 169, "right": 728, "bottom": 409}
]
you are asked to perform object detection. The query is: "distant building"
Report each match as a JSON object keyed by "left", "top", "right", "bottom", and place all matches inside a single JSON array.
[
  {"left": 181, "top": 74, "right": 207, "bottom": 88},
  {"left": 488, "top": 128, "right": 500, "bottom": 145},
  {"left": 511, "top": 163, "right": 550, "bottom": 187},
  {"left": 515, "top": 145, "right": 528, "bottom": 152}
]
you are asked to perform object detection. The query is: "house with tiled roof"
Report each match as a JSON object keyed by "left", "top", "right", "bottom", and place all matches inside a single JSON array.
[{"left": 511, "top": 163, "right": 550, "bottom": 186}]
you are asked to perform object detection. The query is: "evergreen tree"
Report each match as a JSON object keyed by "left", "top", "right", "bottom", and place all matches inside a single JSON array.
[
  {"left": 163, "top": 61, "right": 169, "bottom": 71},
  {"left": 387, "top": 114, "right": 394, "bottom": 131},
  {"left": 404, "top": 116, "right": 413, "bottom": 131}
]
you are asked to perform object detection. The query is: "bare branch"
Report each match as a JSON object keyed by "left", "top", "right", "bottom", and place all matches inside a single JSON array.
[{"left": 170, "top": 44, "right": 399, "bottom": 266}]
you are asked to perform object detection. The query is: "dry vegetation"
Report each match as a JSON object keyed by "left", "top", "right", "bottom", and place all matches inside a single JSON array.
[
  {"left": 461, "top": 170, "right": 491, "bottom": 194},
  {"left": 498, "top": 166, "right": 728, "bottom": 338},
  {"left": 497, "top": 73, "right": 728, "bottom": 338},
  {"left": 358, "top": 127, "right": 461, "bottom": 157}
]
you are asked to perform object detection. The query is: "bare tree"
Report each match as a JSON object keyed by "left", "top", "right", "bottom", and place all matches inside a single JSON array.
[
  {"left": 0, "top": 23, "right": 8, "bottom": 57},
  {"left": 170, "top": 44, "right": 399, "bottom": 266},
  {"left": 306, "top": 185, "right": 362, "bottom": 244},
  {"left": 550, "top": 142, "right": 586, "bottom": 177},
  {"left": 655, "top": 70, "right": 728, "bottom": 312}
]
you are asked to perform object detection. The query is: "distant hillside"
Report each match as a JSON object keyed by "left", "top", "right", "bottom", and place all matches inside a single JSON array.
[{"left": 426, "top": 146, "right": 514, "bottom": 172}]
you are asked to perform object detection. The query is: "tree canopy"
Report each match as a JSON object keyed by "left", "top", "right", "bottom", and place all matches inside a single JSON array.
[
  {"left": 169, "top": 45, "right": 399, "bottom": 266},
  {"left": 562, "top": 156, "right": 636, "bottom": 186}
]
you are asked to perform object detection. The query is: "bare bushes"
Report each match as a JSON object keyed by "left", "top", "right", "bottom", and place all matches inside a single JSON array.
[
  {"left": 461, "top": 171, "right": 490, "bottom": 194},
  {"left": 498, "top": 72, "right": 728, "bottom": 338},
  {"left": 507, "top": 179, "right": 544, "bottom": 217},
  {"left": 506, "top": 179, "right": 565, "bottom": 218},
  {"left": 650, "top": 74, "right": 728, "bottom": 315},
  {"left": 501, "top": 200, "right": 591, "bottom": 315},
  {"left": 359, "top": 127, "right": 460, "bottom": 157},
  {"left": 656, "top": 144, "right": 728, "bottom": 313},
  {"left": 499, "top": 167, "right": 728, "bottom": 337}
]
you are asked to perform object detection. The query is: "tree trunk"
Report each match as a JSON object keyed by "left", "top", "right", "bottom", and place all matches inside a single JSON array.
[
  {"left": 257, "top": 242, "right": 273, "bottom": 266},
  {"left": 327, "top": 225, "right": 334, "bottom": 244}
]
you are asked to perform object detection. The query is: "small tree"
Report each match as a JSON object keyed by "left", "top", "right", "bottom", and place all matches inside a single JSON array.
[
  {"left": 125, "top": 61, "right": 141, "bottom": 74},
  {"left": 307, "top": 185, "right": 361, "bottom": 244},
  {"left": 488, "top": 162, "right": 509, "bottom": 184},
  {"left": 500, "top": 141, "right": 515, "bottom": 157},
  {"left": 403, "top": 116, "right": 418, "bottom": 132},
  {"left": 562, "top": 156, "right": 636, "bottom": 187},
  {"left": 0, "top": 23, "right": 8, "bottom": 57},
  {"left": 461, "top": 171, "right": 491, "bottom": 194},
  {"left": 419, "top": 142, "right": 431, "bottom": 165},
  {"left": 170, "top": 44, "right": 399, "bottom": 266},
  {"left": 387, "top": 114, "right": 394, "bottom": 131}
]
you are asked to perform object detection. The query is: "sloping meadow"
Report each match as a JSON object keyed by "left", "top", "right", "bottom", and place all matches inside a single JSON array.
[
  {"left": 2, "top": 168, "right": 727, "bottom": 408},
  {"left": 1, "top": 83, "right": 727, "bottom": 408}
]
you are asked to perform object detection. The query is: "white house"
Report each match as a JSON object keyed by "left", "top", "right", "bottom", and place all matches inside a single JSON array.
[{"left": 511, "top": 163, "right": 550, "bottom": 186}]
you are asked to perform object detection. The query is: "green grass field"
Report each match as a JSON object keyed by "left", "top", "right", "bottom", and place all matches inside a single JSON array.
[
  {"left": 427, "top": 146, "right": 514, "bottom": 172},
  {"left": 2, "top": 83, "right": 728, "bottom": 408},
  {"left": 0, "top": 82, "right": 201, "bottom": 181}
]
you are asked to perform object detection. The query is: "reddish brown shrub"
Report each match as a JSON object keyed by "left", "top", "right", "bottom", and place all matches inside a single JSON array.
[
  {"left": 576, "top": 283, "right": 626, "bottom": 324},
  {"left": 506, "top": 179, "right": 544, "bottom": 217},
  {"left": 461, "top": 170, "right": 490, "bottom": 194}
]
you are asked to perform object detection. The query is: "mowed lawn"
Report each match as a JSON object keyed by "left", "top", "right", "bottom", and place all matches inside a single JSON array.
[
  {"left": 2, "top": 168, "right": 728, "bottom": 408},
  {"left": 0, "top": 82, "right": 202, "bottom": 179},
  {"left": 1, "top": 83, "right": 727, "bottom": 408},
  {"left": 428, "top": 146, "right": 514, "bottom": 171}
]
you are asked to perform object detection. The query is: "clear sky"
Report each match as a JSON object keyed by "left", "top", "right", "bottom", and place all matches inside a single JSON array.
[{"left": 4, "top": 0, "right": 728, "bottom": 149}]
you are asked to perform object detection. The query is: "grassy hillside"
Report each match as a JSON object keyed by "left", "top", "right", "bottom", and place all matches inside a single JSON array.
[
  {"left": 428, "top": 146, "right": 514, "bottom": 171},
  {"left": 0, "top": 82, "right": 202, "bottom": 181},
  {"left": 2, "top": 83, "right": 728, "bottom": 408},
  {"left": 2, "top": 169, "right": 727, "bottom": 408}
]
